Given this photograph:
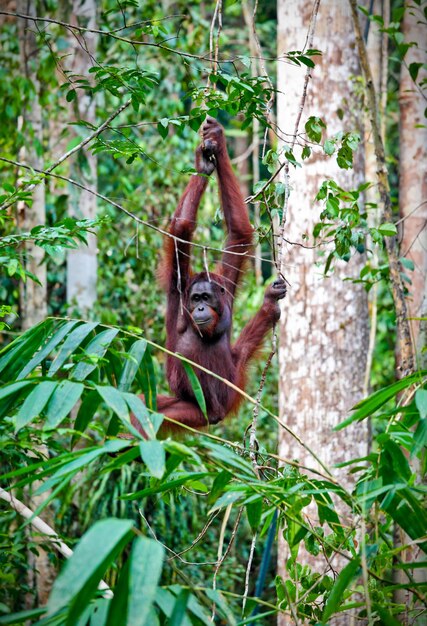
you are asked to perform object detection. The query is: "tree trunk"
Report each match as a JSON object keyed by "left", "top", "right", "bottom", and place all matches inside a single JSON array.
[
  {"left": 17, "top": 0, "right": 47, "bottom": 329},
  {"left": 66, "top": 0, "right": 98, "bottom": 315},
  {"left": 399, "top": 1, "right": 427, "bottom": 359},
  {"left": 276, "top": 1, "right": 369, "bottom": 623}
]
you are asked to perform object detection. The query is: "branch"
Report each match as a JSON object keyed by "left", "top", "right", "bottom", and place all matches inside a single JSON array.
[
  {"left": 349, "top": 0, "right": 415, "bottom": 376},
  {"left": 0, "top": 487, "right": 112, "bottom": 597},
  {"left": 0, "top": 99, "right": 131, "bottom": 212}
]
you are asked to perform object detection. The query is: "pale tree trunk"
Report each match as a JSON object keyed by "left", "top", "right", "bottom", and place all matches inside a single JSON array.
[
  {"left": 17, "top": 0, "right": 47, "bottom": 329},
  {"left": 276, "top": 1, "right": 369, "bottom": 624},
  {"left": 66, "top": 0, "right": 98, "bottom": 315},
  {"left": 18, "top": 10, "right": 53, "bottom": 605},
  {"left": 399, "top": 1, "right": 427, "bottom": 361}
]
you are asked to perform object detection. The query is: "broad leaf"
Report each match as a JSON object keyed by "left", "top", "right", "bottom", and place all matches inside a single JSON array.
[
  {"left": 139, "top": 440, "right": 166, "bottom": 478},
  {"left": 71, "top": 328, "right": 119, "bottom": 381},
  {"left": 47, "top": 519, "right": 134, "bottom": 621},
  {"left": 15, "top": 381, "right": 57, "bottom": 430},
  {"left": 48, "top": 322, "right": 97, "bottom": 376},
  {"left": 118, "top": 339, "right": 147, "bottom": 391},
  {"left": 45, "top": 381, "right": 84, "bottom": 429}
]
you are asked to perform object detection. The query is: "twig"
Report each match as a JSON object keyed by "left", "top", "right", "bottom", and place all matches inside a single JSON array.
[
  {"left": 242, "top": 532, "right": 257, "bottom": 613},
  {"left": 277, "top": 0, "right": 320, "bottom": 274},
  {"left": 0, "top": 100, "right": 131, "bottom": 212},
  {"left": 212, "top": 506, "right": 243, "bottom": 621}
]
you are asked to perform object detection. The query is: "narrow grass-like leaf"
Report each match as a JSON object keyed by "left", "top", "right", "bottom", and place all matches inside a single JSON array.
[
  {"left": 38, "top": 440, "right": 130, "bottom": 493},
  {"left": 335, "top": 371, "right": 427, "bottom": 430},
  {"left": 96, "top": 385, "right": 129, "bottom": 420},
  {"left": 124, "top": 392, "right": 162, "bottom": 438},
  {"left": 322, "top": 557, "right": 361, "bottom": 621},
  {"left": 45, "top": 381, "right": 84, "bottom": 429},
  {"left": 0, "top": 380, "right": 32, "bottom": 402},
  {"left": 210, "top": 490, "right": 243, "bottom": 512},
  {"left": 15, "top": 381, "right": 57, "bottom": 430},
  {"left": 118, "top": 339, "right": 147, "bottom": 391},
  {"left": 139, "top": 441, "right": 166, "bottom": 478},
  {"left": 48, "top": 322, "right": 97, "bottom": 376},
  {"left": 0, "top": 320, "right": 54, "bottom": 381},
  {"left": 122, "top": 472, "right": 209, "bottom": 500},
  {"left": 169, "top": 588, "right": 189, "bottom": 626},
  {"left": 17, "top": 320, "right": 79, "bottom": 379},
  {"left": 181, "top": 361, "right": 207, "bottom": 421},
  {"left": 0, "top": 607, "right": 46, "bottom": 624},
  {"left": 47, "top": 519, "right": 134, "bottom": 622},
  {"left": 71, "top": 390, "right": 101, "bottom": 448},
  {"left": 107, "top": 536, "right": 164, "bottom": 626},
  {"left": 141, "top": 348, "right": 157, "bottom": 411},
  {"left": 71, "top": 328, "right": 119, "bottom": 381},
  {"left": 202, "top": 441, "right": 254, "bottom": 477}
]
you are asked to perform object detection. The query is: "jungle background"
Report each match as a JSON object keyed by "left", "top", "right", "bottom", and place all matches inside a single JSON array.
[{"left": 0, "top": 0, "right": 426, "bottom": 624}]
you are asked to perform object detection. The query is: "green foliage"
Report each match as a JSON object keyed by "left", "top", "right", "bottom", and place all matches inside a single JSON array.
[
  {"left": 1, "top": 0, "right": 426, "bottom": 624},
  {"left": 0, "top": 319, "right": 426, "bottom": 623}
]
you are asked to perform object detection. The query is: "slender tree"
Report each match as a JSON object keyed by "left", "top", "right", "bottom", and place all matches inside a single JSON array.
[
  {"left": 65, "top": 0, "right": 98, "bottom": 314},
  {"left": 17, "top": 0, "right": 47, "bottom": 328}
]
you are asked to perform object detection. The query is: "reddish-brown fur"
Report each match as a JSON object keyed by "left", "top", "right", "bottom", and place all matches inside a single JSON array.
[{"left": 144, "top": 118, "right": 286, "bottom": 434}]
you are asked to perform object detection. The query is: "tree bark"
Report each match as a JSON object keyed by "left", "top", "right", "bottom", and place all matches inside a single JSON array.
[
  {"left": 66, "top": 0, "right": 98, "bottom": 315},
  {"left": 17, "top": 0, "right": 47, "bottom": 329},
  {"left": 276, "top": 1, "right": 369, "bottom": 623},
  {"left": 399, "top": 1, "right": 427, "bottom": 359}
]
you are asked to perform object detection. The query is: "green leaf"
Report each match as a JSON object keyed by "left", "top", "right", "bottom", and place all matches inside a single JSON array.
[
  {"left": 0, "top": 320, "right": 55, "bottom": 381},
  {"left": 108, "top": 537, "right": 164, "bottom": 626},
  {"left": 372, "top": 604, "right": 401, "bottom": 626},
  {"left": 408, "top": 62, "right": 423, "bottom": 82},
  {"left": 378, "top": 222, "right": 397, "bottom": 236},
  {"left": 246, "top": 499, "right": 263, "bottom": 532},
  {"left": 47, "top": 519, "right": 134, "bottom": 621},
  {"left": 415, "top": 389, "right": 427, "bottom": 420},
  {"left": 210, "top": 490, "right": 243, "bottom": 512},
  {"left": 124, "top": 392, "right": 161, "bottom": 438},
  {"left": 323, "top": 138, "right": 335, "bottom": 155},
  {"left": 0, "top": 380, "right": 32, "bottom": 402},
  {"left": 335, "top": 371, "right": 426, "bottom": 430},
  {"left": 157, "top": 122, "right": 169, "bottom": 139},
  {"left": 15, "top": 381, "right": 57, "bottom": 430},
  {"left": 181, "top": 361, "right": 208, "bottom": 421},
  {"left": 45, "top": 381, "right": 84, "bottom": 429},
  {"left": 96, "top": 385, "right": 129, "bottom": 421},
  {"left": 412, "top": 418, "right": 427, "bottom": 458},
  {"left": 71, "top": 390, "right": 101, "bottom": 447},
  {"left": 48, "top": 322, "right": 98, "bottom": 375},
  {"left": 169, "top": 589, "right": 189, "bottom": 626},
  {"left": 122, "top": 472, "right": 209, "bottom": 500},
  {"left": 141, "top": 348, "right": 157, "bottom": 411},
  {"left": 71, "top": 328, "right": 119, "bottom": 380},
  {"left": 0, "top": 608, "right": 46, "bottom": 624},
  {"left": 139, "top": 441, "right": 166, "bottom": 479},
  {"left": 17, "top": 320, "right": 80, "bottom": 379},
  {"left": 118, "top": 339, "right": 148, "bottom": 391},
  {"left": 322, "top": 557, "right": 361, "bottom": 620}
]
